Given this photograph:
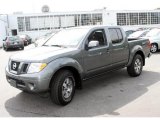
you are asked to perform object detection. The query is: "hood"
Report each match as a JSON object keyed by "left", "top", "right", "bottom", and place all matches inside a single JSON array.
[
  {"left": 11, "top": 46, "right": 76, "bottom": 63},
  {"left": 141, "top": 36, "right": 158, "bottom": 42}
]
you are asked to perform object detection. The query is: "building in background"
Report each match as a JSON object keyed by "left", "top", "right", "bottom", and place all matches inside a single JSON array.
[
  {"left": 1, "top": 9, "right": 160, "bottom": 47},
  {"left": 0, "top": 14, "right": 8, "bottom": 47}
]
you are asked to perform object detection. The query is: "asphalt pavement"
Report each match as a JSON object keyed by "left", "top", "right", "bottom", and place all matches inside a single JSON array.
[{"left": 0, "top": 47, "right": 160, "bottom": 117}]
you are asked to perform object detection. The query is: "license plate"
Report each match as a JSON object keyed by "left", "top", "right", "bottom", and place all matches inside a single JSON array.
[{"left": 9, "top": 79, "right": 17, "bottom": 87}]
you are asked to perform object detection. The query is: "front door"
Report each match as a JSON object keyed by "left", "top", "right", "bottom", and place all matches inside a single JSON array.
[{"left": 83, "top": 29, "right": 111, "bottom": 78}]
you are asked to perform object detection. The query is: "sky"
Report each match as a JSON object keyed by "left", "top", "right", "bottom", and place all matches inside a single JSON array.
[{"left": 0, "top": 0, "right": 160, "bottom": 14}]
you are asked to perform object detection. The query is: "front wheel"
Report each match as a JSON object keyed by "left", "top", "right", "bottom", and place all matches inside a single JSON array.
[
  {"left": 50, "top": 70, "right": 75, "bottom": 106},
  {"left": 3, "top": 44, "right": 7, "bottom": 51},
  {"left": 21, "top": 46, "right": 24, "bottom": 50},
  {"left": 127, "top": 54, "right": 143, "bottom": 77}
]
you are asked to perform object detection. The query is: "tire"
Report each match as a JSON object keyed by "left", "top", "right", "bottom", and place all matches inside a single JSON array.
[
  {"left": 21, "top": 46, "right": 24, "bottom": 50},
  {"left": 5, "top": 47, "right": 8, "bottom": 51},
  {"left": 3, "top": 45, "right": 5, "bottom": 50},
  {"left": 50, "top": 70, "right": 75, "bottom": 106},
  {"left": 127, "top": 54, "right": 143, "bottom": 77},
  {"left": 3, "top": 44, "right": 7, "bottom": 51},
  {"left": 150, "top": 44, "right": 158, "bottom": 53}
]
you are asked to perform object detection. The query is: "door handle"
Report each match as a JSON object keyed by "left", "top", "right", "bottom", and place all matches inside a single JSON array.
[{"left": 88, "top": 52, "right": 102, "bottom": 56}]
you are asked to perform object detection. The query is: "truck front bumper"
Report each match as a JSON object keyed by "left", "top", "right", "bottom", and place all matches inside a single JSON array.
[{"left": 5, "top": 67, "right": 51, "bottom": 92}]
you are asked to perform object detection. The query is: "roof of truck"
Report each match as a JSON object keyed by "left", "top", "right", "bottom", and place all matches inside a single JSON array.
[{"left": 64, "top": 25, "right": 122, "bottom": 30}]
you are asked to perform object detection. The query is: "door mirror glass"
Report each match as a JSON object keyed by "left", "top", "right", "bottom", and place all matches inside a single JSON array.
[{"left": 88, "top": 40, "right": 99, "bottom": 48}]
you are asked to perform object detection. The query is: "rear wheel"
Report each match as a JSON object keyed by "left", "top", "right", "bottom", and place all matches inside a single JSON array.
[
  {"left": 21, "top": 46, "right": 24, "bottom": 50},
  {"left": 127, "top": 54, "right": 143, "bottom": 77},
  {"left": 3, "top": 45, "right": 5, "bottom": 50},
  {"left": 50, "top": 70, "right": 75, "bottom": 106},
  {"left": 150, "top": 44, "right": 158, "bottom": 53}
]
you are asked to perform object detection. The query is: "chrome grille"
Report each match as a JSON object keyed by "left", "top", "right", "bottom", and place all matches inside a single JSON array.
[
  {"left": 11, "top": 61, "right": 20, "bottom": 71},
  {"left": 9, "top": 60, "right": 29, "bottom": 74}
]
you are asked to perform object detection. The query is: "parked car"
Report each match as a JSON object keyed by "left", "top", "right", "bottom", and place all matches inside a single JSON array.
[
  {"left": 18, "top": 34, "right": 32, "bottom": 45},
  {"left": 3, "top": 36, "right": 24, "bottom": 51},
  {"left": 6, "top": 26, "right": 151, "bottom": 106},
  {"left": 128, "top": 30, "right": 149, "bottom": 39},
  {"left": 125, "top": 30, "right": 136, "bottom": 37},
  {"left": 35, "top": 31, "right": 58, "bottom": 41},
  {"left": 143, "top": 28, "right": 160, "bottom": 53},
  {"left": 34, "top": 32, "right": 57, "bottom": 47}
]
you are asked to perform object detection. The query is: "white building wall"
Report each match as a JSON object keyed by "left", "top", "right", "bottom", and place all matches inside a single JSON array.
[
  {"left": 6, "top": 9, "right": 160, "bottom": 42},
  {"left": 0, "top": 21, "right": 6, "bottom": 47},
  {"left": 103, "top": 10, "right": 117, "bottom": 26},
  {"left": 0, "top": 16, "right": 7, "bottom": 47},
  {"left": 8, "top": 15, "right": 18, "bottom": 36}
]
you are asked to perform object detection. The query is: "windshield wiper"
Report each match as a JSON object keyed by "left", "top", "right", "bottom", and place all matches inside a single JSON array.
[
  {"left": 42, "top": 44, "right": 49, "bottom": 47},
  {"left": 51, "top": 45, "right": 63, "bottom": 47},
  {"left": 51, "top": 45, "right": 68, "bottom": 48},
  {"left": 43, "top": 44, "right": 67, "bottom": 48}
]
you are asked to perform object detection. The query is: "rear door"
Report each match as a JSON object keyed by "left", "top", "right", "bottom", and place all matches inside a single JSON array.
[{"left": 108, "top": 28, "right": 129, "bottom": 68}]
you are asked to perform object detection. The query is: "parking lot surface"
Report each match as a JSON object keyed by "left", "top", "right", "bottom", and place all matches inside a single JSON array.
[{"left": 0, "top": 47, "right": 160, "bottom": 117}]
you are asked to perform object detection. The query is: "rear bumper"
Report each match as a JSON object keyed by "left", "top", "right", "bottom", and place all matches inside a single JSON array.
[{"left": 8, "top": 44, "right": 23, "bottom": 48}]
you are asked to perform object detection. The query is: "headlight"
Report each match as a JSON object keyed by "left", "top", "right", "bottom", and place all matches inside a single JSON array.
[{"left": 27, "top": 63, "right": 47, "bottom": 74}]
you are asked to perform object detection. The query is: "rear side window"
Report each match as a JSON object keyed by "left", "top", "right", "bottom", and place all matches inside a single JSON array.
[{"left": 109, "top": 28, "right": 123, "bottom": 44}]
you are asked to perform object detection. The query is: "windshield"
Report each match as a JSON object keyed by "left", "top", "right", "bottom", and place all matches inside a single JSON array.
[
  {"left": 44, "top": 28, "right": 89, "bottom": 47},
  {"left": 19, "top": 35, "right": 26, "bottom": 38},
  {"left": 145, "top": 29, "right": 160, "bottom": 37},
  {"left": 9, "top": 36, "right": 20, "bottom": 41}
]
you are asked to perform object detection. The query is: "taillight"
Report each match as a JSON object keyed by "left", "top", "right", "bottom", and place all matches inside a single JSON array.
[
  {"left": 6, "top": 39, "right": 10, "bottom": 46},
  {"left": 147, "top": 40, "right": 151, "bottom": 49}
]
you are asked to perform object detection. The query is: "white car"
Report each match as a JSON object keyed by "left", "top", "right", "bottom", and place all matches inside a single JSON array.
[
  {"left": 143, "top": 28, "right": 160, "bottom": 53},
  {"left": 128, "top": 30, "right": 149, "bottom": 39}
]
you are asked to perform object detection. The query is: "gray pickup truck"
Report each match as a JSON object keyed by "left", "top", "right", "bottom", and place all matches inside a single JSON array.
[{"left": 6, "top": 26, "right": 151, "bottom": 105}]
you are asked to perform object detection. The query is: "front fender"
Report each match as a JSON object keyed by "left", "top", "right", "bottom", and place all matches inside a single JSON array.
[{"left": 46, "top": 57, "right": 84, "bottom": 81}]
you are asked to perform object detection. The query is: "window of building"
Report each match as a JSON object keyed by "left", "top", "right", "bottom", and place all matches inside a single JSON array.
[
  {"left": 129, "top": 13, "right": 138, "bottom": 25},
  {"left": 139, "top": 13, "right": 148, "bottom": 25},
  {"left": 17, "top": 17, "right": 25, "bottom": 32},
  {"left": 92, "top": 13, "right": 102, "bottom": 25},
  {"left": 109, "top": 28, "right": 123, "bottom": 44},
  {"left": 151, "top": 12, "right": 159, "bottom": 24},
  {"left": 117, "top": 13, "right": 127, "bottom": 25},
  {"left": 81, "top": 14, "right": 92, "bottom": 26},
  {"left": 38, "top": 16, "right": 51, "bottom": 30},
  {"left": 75, "top": 14, "right": 81, "bottom": 26}
]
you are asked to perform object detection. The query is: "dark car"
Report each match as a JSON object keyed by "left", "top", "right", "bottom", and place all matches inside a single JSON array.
[
  {"left": 3, "top": 36, "right": 24, "bottom": 51},
  {"left": 125, "top": 30, "right": 136, "bottom": 37},
  {"left": 18, "top": 34, "right": 32, "bottom": 45}
]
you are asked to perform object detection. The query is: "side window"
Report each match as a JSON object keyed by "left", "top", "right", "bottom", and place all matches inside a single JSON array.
[
  {"left": 109, "top": 28, "right": 123, "bottom": 44},
  {"left": 88, "top": 29, "right": 107, "bottom": 48},
  {"left": 116, "top": 29, "right": 123, "bottom": 41}
]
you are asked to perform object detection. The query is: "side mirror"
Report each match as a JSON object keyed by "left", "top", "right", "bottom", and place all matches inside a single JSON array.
[{"left": 88, "top": 40, "right": 99, "bottom": 48}]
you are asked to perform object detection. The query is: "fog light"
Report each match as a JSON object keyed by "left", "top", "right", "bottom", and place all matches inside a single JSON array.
[{"left": 28, "top": 83, "right": 35, "bottom": 91}]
